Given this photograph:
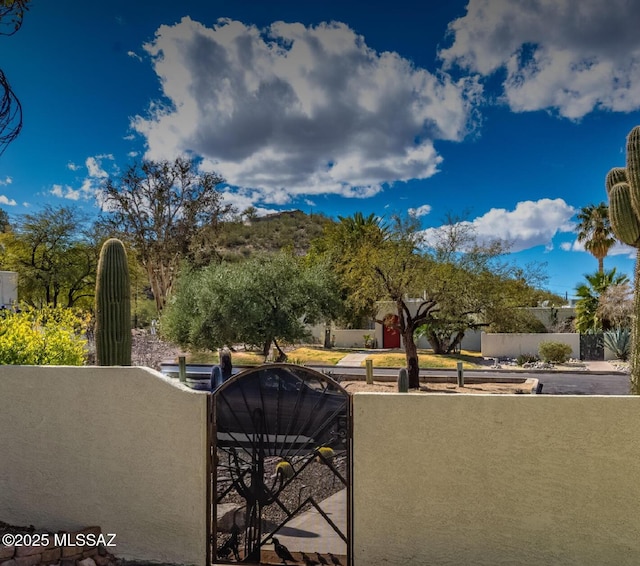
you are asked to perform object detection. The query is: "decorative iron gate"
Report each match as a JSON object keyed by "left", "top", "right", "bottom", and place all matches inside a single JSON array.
[
  {"left": 580, "top": 333, "right": 604, "bottom": 361},
  {"left": 209, "top": 364, "right": 352, "bottom": 565}
]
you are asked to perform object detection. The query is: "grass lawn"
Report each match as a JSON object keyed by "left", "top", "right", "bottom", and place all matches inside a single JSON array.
[
  {"left": 185, "top": 346, "right": 351, "bottom": 366},
  {"left": 283, "top": 346, "right": 485, "bottom": 368},
  {"left": 285, "top": 346, "right": 353, "bottom": 365},
  {"left": 365, "top": 349, "right": 484, "bottom": 369},
  {"left": 185, "top": 350, "right": 264, "bottom": 366},
  {"left": 183, "top": 346, "right": 485, "bottom": 369}
]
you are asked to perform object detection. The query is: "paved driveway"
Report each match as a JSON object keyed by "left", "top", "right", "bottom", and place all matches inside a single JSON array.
[
  {"left": 312, "top": 365, "right": 632, "bottom": 396},
  {"left": 536, "top": 371, "right": 630, "bottom": 395}
]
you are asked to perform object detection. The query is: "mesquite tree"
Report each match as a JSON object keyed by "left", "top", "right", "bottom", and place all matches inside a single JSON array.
[
  {"left": 606, "top": 125, "right": 640, "bottom": 393},
  {"left": 100, "top": 157, "right": 231, "bottom": 311}
]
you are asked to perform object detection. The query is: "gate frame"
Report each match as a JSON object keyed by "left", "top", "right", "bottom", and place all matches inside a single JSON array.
[{"left": 207, "top": 364, "right": 353, "bottom": 566}]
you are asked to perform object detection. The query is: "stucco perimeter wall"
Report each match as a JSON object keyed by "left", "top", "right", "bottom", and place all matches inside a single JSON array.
[
  {"left": 482, "top": 332, "right": 580, "bottom": 359},
  {"left": 353, "top": 394, "right": 640, "bottom": 566},
  {"left": 0, "top": 366, "right": 208, "bottom": 566}
]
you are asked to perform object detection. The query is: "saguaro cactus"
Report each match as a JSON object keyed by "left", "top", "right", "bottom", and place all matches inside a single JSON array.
[
  {"left": 95, "top": 238, "right": 132, "bottom": 366},
  {"left": 607, "top": 126, "right": 640, "bottom": 393}
]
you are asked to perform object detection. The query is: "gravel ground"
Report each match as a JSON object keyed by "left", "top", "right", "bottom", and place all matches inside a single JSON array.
[{"left": 215, "top": 448, "right": 347, "bottom": 558}]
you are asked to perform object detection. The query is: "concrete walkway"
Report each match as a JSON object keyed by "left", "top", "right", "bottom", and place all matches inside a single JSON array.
[
  {"left": 335, "top": 352, "right": 369, "bottom": 367},
  {"left": 582, "top": 360, "right": 619, "bottom": 372},
  {"left": 269, "top": 489, "right": 347, "bottom": 555}
]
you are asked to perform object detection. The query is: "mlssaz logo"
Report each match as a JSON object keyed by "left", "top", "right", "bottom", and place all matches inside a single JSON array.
[{"left": 55, "top": 533, "right": 117, "bottom": 547}]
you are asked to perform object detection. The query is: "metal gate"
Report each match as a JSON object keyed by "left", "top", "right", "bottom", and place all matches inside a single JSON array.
[
  {"left": 209, "top": 364, "right": 352, "bottom": 565},
  {"left": 580, "top": 333, "right": 604, "bottom": 361}
]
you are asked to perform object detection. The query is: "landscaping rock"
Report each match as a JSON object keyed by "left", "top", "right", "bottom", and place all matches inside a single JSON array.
[{"left": 216, "top": 504, "right": 245, "bottom": 532}]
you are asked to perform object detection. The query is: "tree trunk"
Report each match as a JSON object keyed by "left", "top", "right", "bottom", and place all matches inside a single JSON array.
[
  {"left": 598, "top": 256, "right": 604, "bottom": 274},
  {"left": 404, "top": 329, "right": 420, "bottom": 389},
  {"left": 426, "top": 331, "right": 447, "bottom": 354},
  {"left": 262, "top": 339, "right": 272, "bottom": 361},
  {"left": 448, "top": 331, "right": 465, "bottom": 354},
  {"left": 273, "top": 339, "right": 287, "bottom": 362}
]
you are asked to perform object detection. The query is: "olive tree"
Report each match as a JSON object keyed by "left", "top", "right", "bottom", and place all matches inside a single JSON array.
[{"left": 161, "top": 252, "right": 342, "bottom": 360}]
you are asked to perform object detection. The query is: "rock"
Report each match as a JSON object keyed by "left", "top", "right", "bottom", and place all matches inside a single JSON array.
[{"left": 217, "top": 504, "right": 245, "bottom": 533}]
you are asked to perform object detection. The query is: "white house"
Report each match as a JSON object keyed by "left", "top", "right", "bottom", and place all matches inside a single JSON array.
[{"left": 0, "top": 270, "right": 17, "bottom": 308}]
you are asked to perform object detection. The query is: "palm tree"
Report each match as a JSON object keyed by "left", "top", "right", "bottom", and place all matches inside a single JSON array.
[
  {"left": 576, "top": 203, "right": 616, "bottom": 273},
  {"left": 336, "top": 212, "right": 388, "bottom": 247},
  {"left": 574, "top": 268, "right": 629, "bottom": 333}
]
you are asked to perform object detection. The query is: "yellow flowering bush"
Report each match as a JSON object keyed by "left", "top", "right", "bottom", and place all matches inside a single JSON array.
[{"left": 0, "top": 306, "right": 90, "bottom": 365}]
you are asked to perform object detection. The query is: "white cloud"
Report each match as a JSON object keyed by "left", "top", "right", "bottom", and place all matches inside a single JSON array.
[
  {"left": 50, "top": 184, "right": 81, "bottom": 201},
  {"left": 127, "top": 151, "right": 139, "bottom": 158},
  {"left": 408, "top": 204, "right": 432, "bottom": 218},
  {"left": 220, "top": 189, "right": 280, "bottom": 217},
  {"left": 133, "top": 17, "right": 482, "bottom": 205},
  {"left": 53, "top": 154, "right": 116, "bottom": 203},
  {"left": 0, "top": 195, "right": 17, "bottom": 206},
  {"left": 422, "top": 198, "right": 576, "bottom": 252},
  {"left": 0, "top": 176, "right": 12, "bottom": 186},
  {"left": 562, "top": 238, "right": 636, "bottom": 258},
  {"left": 85, "top": 154, "right": 113, "bottom": 178},
  {"left": 127, "top": 50, "right": 143, "bottom": 62},
  {"left": 439, "top": 0, "right": 640, "bottom": 119}
]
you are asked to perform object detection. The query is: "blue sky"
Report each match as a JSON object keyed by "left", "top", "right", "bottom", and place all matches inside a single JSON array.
[{"left": 2, "top": 0, "right": 640, "bottom": 300}]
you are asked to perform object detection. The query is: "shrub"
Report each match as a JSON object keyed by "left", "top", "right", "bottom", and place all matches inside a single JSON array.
[
  {"left": 603, "top": 328, "right": 631, "bottom": 361},
  {"left": 516, "top": 353, "right": 538, "bottom": 366},
  {"left": 0, "top": 306, "right": 89, "bottom": 365},
  {"left": 538, "top": 341, "right": 572, "bottom": 364}
]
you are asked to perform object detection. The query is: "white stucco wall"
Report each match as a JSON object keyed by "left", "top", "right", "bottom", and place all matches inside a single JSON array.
[
  {"left": 5, "top": 366, "right": 640, "bottom": 566},
  {"left": 308, "top": 324, "right": 376, "bottom": 348},
  {"left": 0, "top": 366, "right": 208, "bottom": 566},
  {"left": 353, "top": 393, "right": 640, "bottom": 566},
  {"left": 482, "top": 332, "right": 580, "bottom": 359}
]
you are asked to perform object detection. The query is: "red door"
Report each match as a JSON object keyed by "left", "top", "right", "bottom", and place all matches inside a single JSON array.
[{"left": 382, "top": 314, "right": 400, "bottom": 348}]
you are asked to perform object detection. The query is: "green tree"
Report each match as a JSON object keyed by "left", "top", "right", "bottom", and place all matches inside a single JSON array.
[
  {"left": 415, "top": 218, "right": 549, "bottom": 353},
  {"left": 308, "top": 212, "right": 388, "bottom": 327},
  {"left": 100, "top": 157, "right": 231, "bottom": 311},
  {"left": 0, "top": 207, "right": 9, "bottom": 232},
  {"left": 576, "top": 203, "right": 616, "bottom": 273},
  {"left": 319, "top": 213, "right": 549, "bottom": 388},
  {"left": 161, "top": 252, "right": 342, "bottom": 361},
  {"left": 4, "top": 206, "right": 99, "bottom": 308},
  {"left": 317, "top": 214, "right": 434, "bottom": 388},
  {"left": 574, "top": 268, "right": 629, "bottom": 333}
]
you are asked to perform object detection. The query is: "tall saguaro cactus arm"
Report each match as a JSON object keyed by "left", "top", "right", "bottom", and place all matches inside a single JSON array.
[
  {"left": 607, "top": 126, "right": 640, "bottom": 393},
  {"left": 95, "top": 238, "right": 132, "bottom": 366}
]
